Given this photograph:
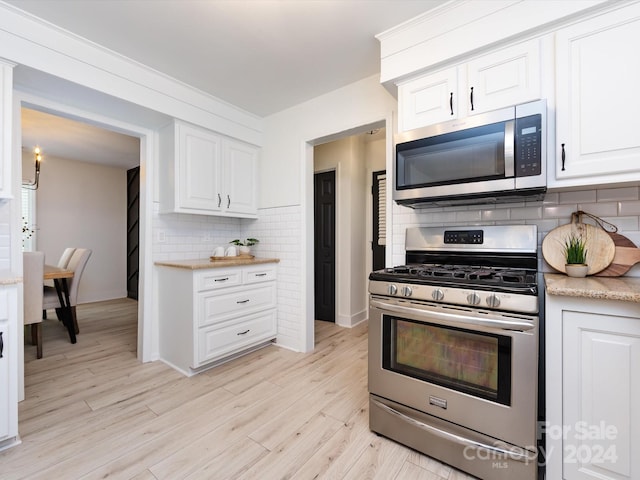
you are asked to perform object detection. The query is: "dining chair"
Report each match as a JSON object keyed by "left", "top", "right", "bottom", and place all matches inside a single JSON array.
[
  {"left": 43, "top": 248, "right": 92, "bottom": 335},
  {"left": 44, "top": 247, "right": 76, "bottom": 289},
  {"left": 23, "top": 251, "right": 45, "bottom": 359}
]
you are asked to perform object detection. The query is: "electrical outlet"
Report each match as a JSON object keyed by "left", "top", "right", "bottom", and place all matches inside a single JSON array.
[{"left": 157, "top": 230, "right": 166, "bottom": 243}]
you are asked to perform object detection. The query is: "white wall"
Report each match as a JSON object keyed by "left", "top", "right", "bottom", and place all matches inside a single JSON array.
[{"left": 26, "top": 152, "right": 129, "bottom": 302}]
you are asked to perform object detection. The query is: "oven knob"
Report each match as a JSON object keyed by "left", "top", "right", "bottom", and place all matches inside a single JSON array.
[
  {"left": 486, "top": 294, "right": 501, "bottom": 308},
  {"left": 388, "top": 284, "right": 398, "bottom": 295},
  {"left": 432, "top": 289, "right": 444, "bottom": 301},
  {"left": 402, "top": 286, "right": 413, "bottom": 297},
  {"left": 466, "top": 293, "right": 481, "bottom": 306}
]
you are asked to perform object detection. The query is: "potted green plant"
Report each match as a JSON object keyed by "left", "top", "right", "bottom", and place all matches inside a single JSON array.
[
  {"left": 563, "top": 233, "right": 588, "bottom": 277},
  {"left": 229, "top": 238, "right": 259, "bottom": 256}
]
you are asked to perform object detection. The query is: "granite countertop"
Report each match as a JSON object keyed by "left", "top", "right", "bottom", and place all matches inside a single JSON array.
[
  {"left": 155, "top": 257, "right": 280, "bottom": 270},
  {"left": 544, "top": 273, "right": 640, "bottom": 303}
]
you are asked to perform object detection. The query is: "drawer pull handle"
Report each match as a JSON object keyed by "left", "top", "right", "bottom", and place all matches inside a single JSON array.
[
  {"left": 561, "top": 143, "right": 566, "bottom": 171},
  {"left": 214, "top": 277, "right": 229, "bottom": 282},
  {"left": 449, "top": 92, "right": 453, "bottom": 115},
  {"left": 217, "top": 193, "right": 222, "bottom": 208},
  {"left": 237, "top": 329, "right": 250, "bottom": 336},
  {"left": 255, "top": 273, "right": 267, "bottom": 277},
  {"left": 0, "top": 331, "right": 3, "bottom": 358},
  {"left": 237, "top": 299, "right": 250, "bottom": 304},
  {"left": 227, "top": 195, "right": 231, "bottom": 208}
]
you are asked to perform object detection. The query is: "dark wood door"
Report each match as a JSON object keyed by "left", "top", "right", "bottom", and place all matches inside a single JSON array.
[
  {"left": 372, "top": 170, "right": 386, "bottom": 271},
  {"left": 314, "top": 171, "right": 336, "bottom": 322},
  {"left": 127, "top": 167, "right": 140, "bottom": 300}
]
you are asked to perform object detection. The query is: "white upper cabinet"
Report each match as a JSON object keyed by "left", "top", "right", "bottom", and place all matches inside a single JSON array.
[
  {"left": 223, "top": 138, "right": 258, "bottom": 216},
  {"left": 159, "top": 120, "right": 258, "bottom": 218},
  {"left": 177, "top": 123, "right": 222, "bottom": 212},
  {"left": 398, "top": 67, "right": 458, "bottom": 131},
  {"left": 398, "top": 39, "right": 541, "bottom": 132},
  {"left": 552, "top": 3, "right": 640, "bottom": 188},
  {"left": 464, "top": 39, "right": 541, "bottom": 117}
]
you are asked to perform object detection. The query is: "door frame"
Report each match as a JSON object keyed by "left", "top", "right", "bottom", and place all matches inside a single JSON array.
[
  {"left": 13, "top": 91, "right": 155, "bottom": 365},
  {"left": 301, "top": 114, "right": 394, "bottom": 351}
]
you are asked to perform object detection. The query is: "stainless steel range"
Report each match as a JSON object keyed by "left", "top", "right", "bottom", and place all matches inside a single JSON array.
[{"left": 368, "top": 225, "right": 541, "bottom": 480}]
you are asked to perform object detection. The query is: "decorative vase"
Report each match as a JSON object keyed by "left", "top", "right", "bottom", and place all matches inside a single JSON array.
[
  {"left": 239, "top": 245, "right": 251, "bottom": 256},
  {"left": 565, "top": 264, "right": 588, "bottom": 278}
]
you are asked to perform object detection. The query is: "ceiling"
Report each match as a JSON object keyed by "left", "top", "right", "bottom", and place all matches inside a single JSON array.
[{"left": 9, "top": 0, "right": 443, "bottom": 168}]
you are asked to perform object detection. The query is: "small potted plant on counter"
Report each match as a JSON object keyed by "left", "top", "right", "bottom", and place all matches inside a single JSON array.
[
  {"left": 229, "top": 238, "right": 259, "bottom": 256},
  {"left": 563, "top": 233, "right": 588, "bottom": 277}
]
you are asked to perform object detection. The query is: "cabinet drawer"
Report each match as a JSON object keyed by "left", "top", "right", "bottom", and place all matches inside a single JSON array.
[
  {"left": 198, "top": 283, "right": 276, "bottom": 327},
  {"left": 243, "top": 264, "right": 277, "bottom": 284},
  {"left": 197, "top": 269, "right": 242, "bottom": 291},
  {"left": 197, "top": 310, "right": 277, "bottom": 365}
]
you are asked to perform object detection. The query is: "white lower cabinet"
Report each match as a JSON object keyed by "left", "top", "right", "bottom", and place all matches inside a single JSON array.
[
  {"left": 545, "top": 293, "right": 640, "bottom": 480},
  {"left": 158, "top": 263, "right": 277, "bottom": 376},
  {"left": 0, "top": 286, "right": 18, "bottom": 451}
]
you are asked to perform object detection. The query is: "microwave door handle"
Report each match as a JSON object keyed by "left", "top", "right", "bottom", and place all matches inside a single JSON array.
[{"left": 504, "top": 119, "right": 515, "bottom": 177}]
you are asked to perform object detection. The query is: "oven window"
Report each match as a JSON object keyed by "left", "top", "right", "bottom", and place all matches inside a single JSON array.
[{"left": 382, "top": 316, "right": 511, "bottom": 405}]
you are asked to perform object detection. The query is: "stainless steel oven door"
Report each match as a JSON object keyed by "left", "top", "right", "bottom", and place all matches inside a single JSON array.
[{"left": 369, "top": 295, "right": 538, "bottom": 451}]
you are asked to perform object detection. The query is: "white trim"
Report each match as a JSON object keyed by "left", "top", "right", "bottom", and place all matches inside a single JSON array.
[{"left": 0, "top": 3, "right": 262, "bottom": 145}]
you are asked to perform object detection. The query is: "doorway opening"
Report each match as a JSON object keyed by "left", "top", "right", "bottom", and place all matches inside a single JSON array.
[
  {"left": 310, "top": 124, "right": 388, "bottom": 345},
  {"left": 15, "top": 95, "right": 152, "bottom": 399}
]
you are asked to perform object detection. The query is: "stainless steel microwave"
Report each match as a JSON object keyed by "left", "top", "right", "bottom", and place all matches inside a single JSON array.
[{"left": 394, "top": 100, "right": 546, "bottom": 207}]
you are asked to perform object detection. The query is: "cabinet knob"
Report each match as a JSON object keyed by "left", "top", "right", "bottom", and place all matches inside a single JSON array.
[
  {"left": 470, "top": 86, "right": 474, "bottom": 111},
  {"left": 449, "top": 92, "right": 454, "bottom": 116},
  {"left": 561, "top": 144, "right": 566, "bottom": 171}
]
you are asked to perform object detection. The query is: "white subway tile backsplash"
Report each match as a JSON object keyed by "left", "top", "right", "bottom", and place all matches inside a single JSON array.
[
  {"left": 455, "top": 210, "right": 482, "bottom": 222},
  {"left": 558, "top": 189, "right": 596, "bottom": 204},
  {"left": 481, "top": 208, "right": 510, "bottom": 222},
  {"left": 619, "top": 200, "right": 640, "bottom": 216},
  {"left": 510, "top": 206, "right": 542, "bottom": 220},
  {"left": 576, "top": 202, "right": 618, "bottom": 217},
  {"left": 602, "top": 216, "right": 640, "bottom": 231},
  {"left": 542, "top": 205, "right": 576, "bottom": 220},
  {"left": 596, "top": 186, "right": 639, "bottom": 202}
]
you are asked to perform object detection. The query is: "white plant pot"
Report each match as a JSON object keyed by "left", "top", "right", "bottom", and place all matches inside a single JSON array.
[
  {"left": 565, "top": 264, "right": 588, "bottom": 278},
  {"left": 239, "top": 245, "right": 251, "bottom": 256}
]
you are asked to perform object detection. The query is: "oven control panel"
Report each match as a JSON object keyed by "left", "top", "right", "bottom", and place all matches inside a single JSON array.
[
  {"left": 369, "top": 280, "right": 538, "bottom": 314},
  {"left": 443, "top": 230, "right": 483, "bottom": 244}
]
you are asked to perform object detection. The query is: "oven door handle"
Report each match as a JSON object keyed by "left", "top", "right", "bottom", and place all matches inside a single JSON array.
[
  {"left": 370, "top": 299, "right": 535, "bottom": 332},
  {"left": 372, "top": 399, "right": 537, "bottom": 464}
]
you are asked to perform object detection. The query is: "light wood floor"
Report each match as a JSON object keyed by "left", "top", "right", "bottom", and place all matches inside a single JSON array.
[{"left": 2, "top": 299, "right": 475, "bottom": 480}]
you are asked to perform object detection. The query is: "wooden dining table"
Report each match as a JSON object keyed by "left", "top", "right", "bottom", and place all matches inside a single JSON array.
[{"left": 44, "top": 264, "right": 76, "bottom": 344}]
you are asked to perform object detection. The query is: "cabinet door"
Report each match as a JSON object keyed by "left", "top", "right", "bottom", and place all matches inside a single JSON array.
[
  {"left": 222, "top": 139, "right": 258, "bottom": 216},
  {"left": 197, "top": 309, "right": 277, "bottom": 366},
  {"left": 563, "top": 310, "right": 640, "bottom": 480},
  {"left": 0, "top": 320, "right": 8, "bottom": 440},
  {"left": 178, "top": 123, "right": 222, "bottom": 211},
  {"left": 465, "top": 39, "right": 540, "bottom": 116},
  {"left": 554, "top": 4, "right": 640, "bottom": 185},
  {"left": 198, "top": 283, "right": 277, "bottom": 327},
  {"left": 398, "top": 67, "right": 458, "bottom": 131}
]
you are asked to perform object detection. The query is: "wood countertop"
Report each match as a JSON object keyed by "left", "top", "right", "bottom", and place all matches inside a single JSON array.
[
  {"left": 544, "top": 273, "right": 640, "bottom": 303},
  {"left": 155, "top": 257, "right": 280, "bottom": 270}
]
